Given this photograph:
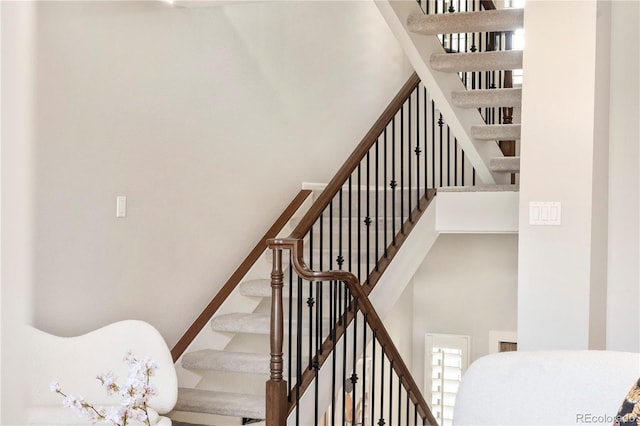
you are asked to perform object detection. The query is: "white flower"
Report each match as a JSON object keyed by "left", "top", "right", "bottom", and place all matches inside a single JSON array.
[
  {"left": 49, "top": 380, "right": 61, "bottom": 393},
  {"left": 53, "top": 351, "right": 158, "bottom": 426},
  {"left": 97, "top": 371, "right": 119, "bottom": 395}
]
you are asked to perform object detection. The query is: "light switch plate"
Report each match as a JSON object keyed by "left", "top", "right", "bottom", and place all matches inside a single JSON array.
[
  {"left": 116, "top": 196, "right": 127, "bottom": 218},
  {"left": 529, "top": 201, "right": 561, "bottom": 225}
]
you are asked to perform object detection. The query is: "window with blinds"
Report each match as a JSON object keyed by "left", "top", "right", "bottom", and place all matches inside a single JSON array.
[{"left": 425, "top": 334, "right": 470, "bottom": 426}]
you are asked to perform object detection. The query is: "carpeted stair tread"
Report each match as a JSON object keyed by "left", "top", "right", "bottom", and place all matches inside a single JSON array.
[
  {"left": 431, "top": 50, "right": 523, "bottom": 72},
  {"left": 438, "top": 184, "right": 519, "bottom": 192},
  {"left": 489, "top": 156, "right": 520, "bottom": 173},
  {"left": 211, "top": 313, "right": 328, "bottom": 335},
  {"left": 175, "top": 388, "right": 265, "bottom": 419},
  {"left": 182, "top": 349, "right": 270, "bottom": 375},
  {"left": 240, "top": 278, "right": 333, "bottom": 300},
  {"left": 452, "top": 88, "right": 522, "bottom": 108},
  {"left": 471, "top": 124, "right": 521, "bottom": 140},
  {"left": 407, "top": 8, "right": 524, "bottom": 35}
]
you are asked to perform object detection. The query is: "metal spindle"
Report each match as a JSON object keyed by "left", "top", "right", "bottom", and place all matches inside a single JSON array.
[
  {"left": 400, "top": 105, "right": 404, "bottom": 233},
  {"left": 388, "top": 360, "right": 393, "bottom": 424},
  {"left": 357, "top": 164, "right": 361, "bottom": 281},
  {"left": 431, "top": 100, "right": 436, "bottom": 189},
  {"left": 438, "top": 113, "right": 444, "bottom": 187},
  {"left": 408, "top": 92, "right": 412, "bottom": 218},
  {"left": 366, "top": 152, "right": 371, "bottom": 277},
  {"left": 371, "top": 335, "right": 377, "bottom": 426},
  {"left": 391, "top": 118, "right": 396, "bottom": 244},
  {"left": 348, "top": 175, "right": 352, "bottom": 274},
  {"left": 379, "top": 349, "right": 385, "bottom": 426},
  {"left": 384, "top": 129, "right": 388, "bottom": 256}
]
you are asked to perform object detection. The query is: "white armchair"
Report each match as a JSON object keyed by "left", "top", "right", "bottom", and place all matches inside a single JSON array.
[
  {"left": 453, "top": 350, "right": 640, "bottom": 426},
  {"left": 26, "top": 320, "right": 178, "bottom": 425}
]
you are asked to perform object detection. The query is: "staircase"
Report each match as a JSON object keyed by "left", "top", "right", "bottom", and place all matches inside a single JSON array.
[
  {"left": 377, "top": 0, "right": 524, "bottom": 190},
  {"left": 170, "top": 2, "right": 525, "bottom": 425},
  {"left": 170, "top": 185, "right": 438, "bottom": 425}
]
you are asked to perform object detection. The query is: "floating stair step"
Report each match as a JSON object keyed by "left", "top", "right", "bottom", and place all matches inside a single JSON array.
[
  {"left": 438, "top": 184, "right": 519, "bottom": 192},
  {"left": 211, "top": 313, "right": 328, "bottom": 335},
  {"left": 452, "top": 88, "right": 522, "bottom": 108},
  {"left": 471, "top": 124, "right": 521, "bottom": 140},
  {"left": 182, "top": 349, "right": 271, "bottom": 375},
  {"left": 175, "top": 388, "right": 265, "bottom": 419},
  {"left": 489, "top": 156, "right": 520, "bottom": 173},
  {"left": 431, "top": 50, "right": 523, "bottom": 73},
  {"left": 407, "top": 8, "right": 524, "bottom": 35}
]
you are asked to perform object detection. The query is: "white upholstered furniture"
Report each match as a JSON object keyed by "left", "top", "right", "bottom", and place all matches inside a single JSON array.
[
  {"left": 453, "top": 350, "right": 640, "bottom": 426},
  {"left": 26, "top": 320, "right": 178, "bottom": 425}
]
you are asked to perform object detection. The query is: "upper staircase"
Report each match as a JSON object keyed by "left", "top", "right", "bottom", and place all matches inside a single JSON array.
[
  {"left": 376, "top": 0, "right": 524, "bottom": 190},
  {"left": 169, "top": 1, "right": 524, "bottom": 425}
]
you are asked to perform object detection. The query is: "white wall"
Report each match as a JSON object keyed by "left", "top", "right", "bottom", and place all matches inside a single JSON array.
[
  {"left": 606, "top": 0, "right": 640, "bottom": 352},
  {"left": 1, "top": 1, "right": 37, "bottom": 423},
  {"left": 518, "top": 0, "right": 639, "bottom": 351},
  {"left": 28, "top": 1, "right": 413, "bottom": 346},
  {"left": 517, "top": 0, "right": 611, "bottom": 350},
  {"left": 411, "top": 234, "right": 518, "bottom": 392}
]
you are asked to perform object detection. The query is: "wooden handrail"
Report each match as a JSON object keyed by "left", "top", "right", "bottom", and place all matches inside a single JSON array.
[
  {"left": 171, "top": 189, "right": 312, "bottom": 362},
  {"left": 267, "top": 194, "right": 437, "bottom": 425},
  {"left": 289, "top": 72, "right": 421, "bottom": 239}
]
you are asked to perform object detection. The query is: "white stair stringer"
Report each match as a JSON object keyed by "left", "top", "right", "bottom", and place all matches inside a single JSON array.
[
  {"left": 289, "top": 200, "right": 439, "bottom": 426},
  {"left": 374, "top": 0, "right": 507, "bottom": 185}
]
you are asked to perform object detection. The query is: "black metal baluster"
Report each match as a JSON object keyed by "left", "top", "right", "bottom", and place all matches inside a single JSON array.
[
  {"left": 391, "top": 118, "right": 396, "bottom": 244},
  {"left": 424, "top": 87, "right": 428, "bottom": 192},
  {"left": 438, "top": 113, "right": 444, "bottom": 187},
  {"left": 338, "top": 188, "right": 343, "bottom": 271},
  {"left": 366, "top": 152, "right": 371, "bottom": 278},
  {"left": 296, "top": 275, "right": 303, "bottom": 424},
  {"left": 308, "top": 230, "right": 314, "bottom": 370},
  {"left": 351, "top": 299, "right": 358, "bottom": 426},
  {"left": 431, "top": 100, "right": 436, "bottom": 189},
  {"left": 454, "top": 136, "right": 458, "bottom": 186},
  {"left": 375, "top": 138, "right": 380, "bottom": 271},
  {"left": 357, "top": 164, "right": 361, "bottom": 282},
  {"left": 288, "top": 253, "right": 293, "bottom": 401},
  {"left": 397, "top": 373, "right": 402, "bottom": 426},
  {"left": 330, "top": 219, "right": 336, "bottom": 426},
  {"left": 462, "top": 149, "right": 466, "bottom": 186},
  {"left": 348, "top": 175, "right": 352, "bottom": 274},
  {"left": 378, "top": 349, "right": 385, "bottom": 426},
  {"left": 384, "top": 129, "right": 388, "bottom": 256},
  {"left": 341, "top": 281, "right": 347, "bottom": 426},
  {"left": 415, "top": 86, "right": 421, "bottom": 209},
  {"left": 314, "top": 279, "right": 320, "bottom": 426},
  {"left": 408, "top": 92, "right": 412, "bottom": 219},
  {"left": 400, "top": 105, "right": 404, "bottom": 233},
  {"left": 361, "top": 316, "right": 367, "bottom": 426},
  {"left": 388, "top": 360, "right": 393, "bottom": 424},
  {"left": 371, "top": 334, "right": 377, "bottom": 426},
  {"left": 447, "top": 125, "right": 451, "bottom": 186}
]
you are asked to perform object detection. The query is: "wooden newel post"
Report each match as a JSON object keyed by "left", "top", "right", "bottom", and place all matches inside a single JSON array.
[{"left": 266, "top": 245, "right": 287, "bottom": 426}]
